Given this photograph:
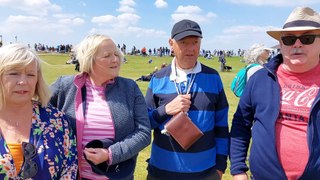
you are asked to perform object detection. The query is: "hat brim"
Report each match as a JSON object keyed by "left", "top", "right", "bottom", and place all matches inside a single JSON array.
[
  {"left": 267, "top": 27, "right": 320, "bottom": 40},
  {"left": 173, "top": 30, "right": 202, "bottom": 41}
]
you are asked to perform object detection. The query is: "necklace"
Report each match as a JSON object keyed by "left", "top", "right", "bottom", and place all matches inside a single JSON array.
[{"left": 1, "top": 126, "right": 24, "bottom": 143}]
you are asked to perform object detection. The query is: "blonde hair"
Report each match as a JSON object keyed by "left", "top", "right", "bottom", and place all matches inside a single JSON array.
[
  {"left": 243, "top": 44, "right": 271, "bottom": 64},
  {"left": 0, "top": 43, "right": 50, "bottom": 108},
  {"left": 75, "top": 34, "right": 124, "bottom": 74}
]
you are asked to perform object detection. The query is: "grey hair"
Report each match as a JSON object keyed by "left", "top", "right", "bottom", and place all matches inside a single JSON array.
[{"left": 243, "top": 44, "right": 270, "bottom": 64}]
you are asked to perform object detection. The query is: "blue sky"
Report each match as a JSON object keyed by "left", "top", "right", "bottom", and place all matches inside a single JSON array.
[{"left": 0, "top": 0, "right": 319, "bottom": 52}]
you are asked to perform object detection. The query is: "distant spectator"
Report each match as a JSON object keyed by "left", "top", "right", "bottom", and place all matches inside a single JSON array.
[
  {"left": 142, "top": 47, "right": 147, "bottom": 57},
  {"left": 136, "top": 67, "right": 158, "bottom": 81},
  {"left": 161, "top": 62, "right": 167, "bottom": 69},
  {"left": 74, "top": 60, "right": 80, "bottom": 72},
  {"left": 219, "top": 52, "right": 226, "bottom": 72}
]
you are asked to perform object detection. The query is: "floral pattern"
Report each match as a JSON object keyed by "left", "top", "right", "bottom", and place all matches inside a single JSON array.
[{"left": 0, "top": 102, "right": 78, "bottom": 180}]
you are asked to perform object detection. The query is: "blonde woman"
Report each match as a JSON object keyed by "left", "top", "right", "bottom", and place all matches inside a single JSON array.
[
  {"left": 50, "top": 34, "right": 151, "bottom": 180},
  {"left": 0, "top": 44, "right": 77, "bottom": 179}
]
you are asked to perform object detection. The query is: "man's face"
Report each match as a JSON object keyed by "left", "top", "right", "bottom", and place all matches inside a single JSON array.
[
  {"left": 169, "top": 36, "right": 201, "bottom": 69},
  {"left": 280, "top": 30, "right": 320, "bottom": 73}
]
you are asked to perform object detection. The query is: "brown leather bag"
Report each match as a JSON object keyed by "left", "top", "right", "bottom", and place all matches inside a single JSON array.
[{"left": 164, "top": 111, "right": 204, "bottom": 150}]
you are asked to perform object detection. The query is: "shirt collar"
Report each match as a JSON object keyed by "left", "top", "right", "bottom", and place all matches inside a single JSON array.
[{"left": 169, "top": 57, "right": 201, "bottom": 83}]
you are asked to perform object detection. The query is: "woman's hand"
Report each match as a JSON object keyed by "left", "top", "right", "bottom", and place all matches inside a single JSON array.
[{"left": 83, "top": 148, "right": 109, "bottom": 165}]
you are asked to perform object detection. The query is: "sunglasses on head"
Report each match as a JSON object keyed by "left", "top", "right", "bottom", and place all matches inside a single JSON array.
[
  {"left": 281, "top": 34, "right": 320, "bottom": 46},
  {"left": 21, "top": 142, "right": 38, "bottom": 179}
]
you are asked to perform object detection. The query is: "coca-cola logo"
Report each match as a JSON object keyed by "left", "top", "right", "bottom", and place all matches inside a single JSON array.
[{"left": 281, "top": 86, "right": 319, "bottom": 108}]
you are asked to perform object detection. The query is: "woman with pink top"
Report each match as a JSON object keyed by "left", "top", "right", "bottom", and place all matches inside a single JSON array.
[{"left": 49, "top": 34, "right": 151, "bottom": 180}]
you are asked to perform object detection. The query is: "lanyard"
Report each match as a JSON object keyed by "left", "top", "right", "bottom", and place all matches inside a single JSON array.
[{"left": 174, "top": 73, "right": 196, "bottom": 95}]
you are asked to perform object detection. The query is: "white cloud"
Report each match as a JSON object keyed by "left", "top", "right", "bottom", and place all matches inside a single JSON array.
[
  {"left": 6, "top": 15, "right": 44, "bottom": 24},
  {"left": 0, "top": 0, "right": 61, "bottom": 16},
  {"left": 171, "top": 5, "right": 217, "bottom": 23},
  {"left": 119, "top": 0, "right": 136, "bottom": 7},
  {"left": 117, "top": 6, "right": 136, "bottom": 13},
  {"left": 58, "top": 17, "right": 85, "bottom": 26},
  {"left": 73, "top": 18, "right": 85, "bottom": 26},
  {"left": 117, "top": 0, "right": 136, "bottom": 13},
  {"left": 92, "top": 15, "right": 117, "bottom": 26},
  {"left": 1, "top": 13, "right": 84, "bottom": 42},
  {"left": 93, "top": 0, "right": 140, "bottom": 28},
  {"left": 90, "top": 0, "right": 168, "bottom": 48},
  {"left": 117, "top": 13, "right": 140, "bottom": 26},
  {"left": 225, "top": 0, "right": 320, "bottom": 7},
  {"left": 175, "top": 5, "right": 202, "bottom": 14},
  {"left": 91, "top": 13, "right": 140, "bottom": 28},
  {"left": 155, "top": 0, "right": 168, "bottom": 8}
]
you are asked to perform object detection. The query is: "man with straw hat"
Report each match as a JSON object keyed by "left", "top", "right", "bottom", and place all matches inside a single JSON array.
[{"left": 230, "top": 7, "right": 320, "bottom": 179}]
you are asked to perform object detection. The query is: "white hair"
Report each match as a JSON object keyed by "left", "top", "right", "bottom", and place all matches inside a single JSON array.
[{"left": 243, "top": 44, "right": 271, "bottom": 64}]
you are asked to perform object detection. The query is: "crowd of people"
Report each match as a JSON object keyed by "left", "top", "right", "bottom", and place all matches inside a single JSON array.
[{"left": 0, "top": 6, "right": 319, "bottom": 180}]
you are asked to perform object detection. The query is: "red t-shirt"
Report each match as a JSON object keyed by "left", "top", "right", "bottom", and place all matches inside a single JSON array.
[{"left": 276, "top": 64, "right": 320, "bottom": 180}]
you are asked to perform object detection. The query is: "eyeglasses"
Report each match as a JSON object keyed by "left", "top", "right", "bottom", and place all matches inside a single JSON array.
[
  {"left": 21, "top": 142, "right": 38, "bottom": 179},
  {"left": 281, "top": 34, "right": 320, "bottom": 46}
]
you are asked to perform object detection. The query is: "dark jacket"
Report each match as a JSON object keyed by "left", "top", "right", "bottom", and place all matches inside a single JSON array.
[{"left": 230, "top": 54, "right": 320, "bottom": 179}]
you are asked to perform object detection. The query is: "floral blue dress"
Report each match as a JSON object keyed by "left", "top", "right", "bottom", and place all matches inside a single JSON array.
[{"left": 0, "top": 102, "right": 78, "bottom": 180}]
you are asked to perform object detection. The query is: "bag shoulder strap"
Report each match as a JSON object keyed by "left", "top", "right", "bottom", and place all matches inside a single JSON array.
[{"left": 245, "top": 63, "right": 259, "bottom": 70}]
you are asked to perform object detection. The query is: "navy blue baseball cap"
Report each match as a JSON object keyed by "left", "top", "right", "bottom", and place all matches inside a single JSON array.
[{"left": 171, "top": 19, "right": 203, "bottom": 40}]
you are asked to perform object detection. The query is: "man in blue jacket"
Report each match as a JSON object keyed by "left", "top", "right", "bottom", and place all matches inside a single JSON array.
[
  {"left": 145, "top": 19, "right": 229, "bottom": 180},
  {"left": 230, "top": 6, "right": 320, "bottom": 180}
]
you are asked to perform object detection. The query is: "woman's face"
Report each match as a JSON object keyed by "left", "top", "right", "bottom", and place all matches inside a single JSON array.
[
  {"left": 91, "top": 39, "right": 120, "bottom": 84},
  {"left": 1, "top": 61, "right": 38, "bottom": 106}
]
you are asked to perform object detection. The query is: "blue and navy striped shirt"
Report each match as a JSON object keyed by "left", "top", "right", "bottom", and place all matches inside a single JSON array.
[{"left": 145, "top": 63, "right": 229, "bottom": 179}]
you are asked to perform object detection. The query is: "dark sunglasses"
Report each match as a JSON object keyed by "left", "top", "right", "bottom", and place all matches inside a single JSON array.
[
  {"left": 21, "top": 142, "right": 38, "bottom": 179},
  {"left": 281, "top": 34, "right": 320, "bottom": 46}
]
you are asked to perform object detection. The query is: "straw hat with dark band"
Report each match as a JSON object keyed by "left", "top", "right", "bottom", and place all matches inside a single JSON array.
[{"left": 267, "top": 7, "right": 320, "bottom": 40}]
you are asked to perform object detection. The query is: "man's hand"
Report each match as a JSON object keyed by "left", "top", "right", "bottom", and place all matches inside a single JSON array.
[
  {"left": 165, "top": 94, "right": 191, "bottom": 115},
  {"left": 233, "top": 173, "right": 249, "bottom": 180},
  {"left": 83, "top": 148, "right": 109, "bottom": 165}
]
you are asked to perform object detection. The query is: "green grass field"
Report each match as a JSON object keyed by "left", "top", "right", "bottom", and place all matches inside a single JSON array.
[{"left": 40, "top": 53, "right": 245, "bottom": 179}]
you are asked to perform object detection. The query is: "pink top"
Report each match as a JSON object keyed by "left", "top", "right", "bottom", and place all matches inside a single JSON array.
[
  {"left": 80, "top": 78, "right": 115, "bottom": 180},
  {"left": 276, "top": 64, "right": 320, "bottom": 180}
]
